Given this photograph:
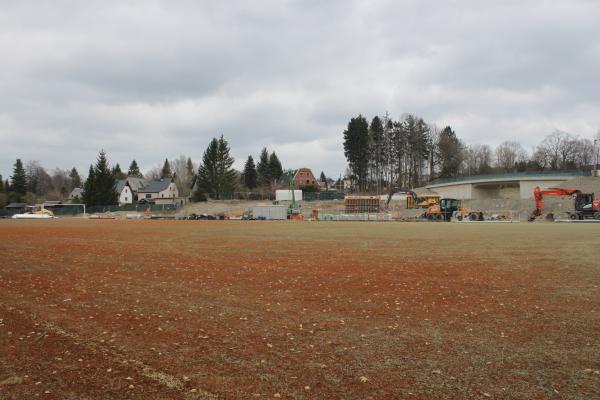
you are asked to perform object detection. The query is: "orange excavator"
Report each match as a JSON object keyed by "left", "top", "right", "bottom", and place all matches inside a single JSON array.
[{"left": 528, "top": 186, "right": 600, "bottom": 221}]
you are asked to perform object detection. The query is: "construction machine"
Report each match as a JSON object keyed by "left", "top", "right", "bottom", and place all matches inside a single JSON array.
[
  {"left": 11, "top": 204, "right": 55, "bottom": 219},
  {"left": 422, "top": 198, "right": 485, "bottom": 222},
  {"left": 406, "top": 194, "right": 441, "bottom": 209},
  {"left": 287, "top": 171, "right": 303, "bottom": 220},
  {"left": 528, "top": 186, "right": 600, "bottom": 221},
  {"left": 384, "top": 187, "right": 440, "bottom": 209},
  {"left": 422, "top": 198, "right": 461, "bottom": 221}
]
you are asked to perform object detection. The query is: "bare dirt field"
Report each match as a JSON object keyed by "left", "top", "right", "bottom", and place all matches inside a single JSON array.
[{"left": 1, "top": 220, "right": 599, "bottom": 399}]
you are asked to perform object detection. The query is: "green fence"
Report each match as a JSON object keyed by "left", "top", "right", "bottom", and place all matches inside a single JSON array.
[
  {"left": 302, "top": 191, "right": 345, "bottom": 201},
  {"left": 86, "top": 204, "right": 178, "bottom": 214},
  {"left": 0, "top": 203, "right": 178, "bottom": 218}
]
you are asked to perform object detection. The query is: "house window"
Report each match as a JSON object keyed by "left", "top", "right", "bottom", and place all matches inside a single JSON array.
[
  {"left": 306, "top": 180, "right": 309, "bottom": 184},
  {"left": 146, "top": 194, "right": 151, "bottom": 199},
  {"left": 125, "top": 196, "right": 128, "bottom": 202}
]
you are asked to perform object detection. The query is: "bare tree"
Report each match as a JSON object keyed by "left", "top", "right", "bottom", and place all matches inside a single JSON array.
[
  {"left": 463, "top": 144, "right": 493, "bottom": 175},
  {"left": 50, "top": 168, "right": 71, "bottom": 198},
  {"left": 573, "top": 138, "right": 595, "bottom": 168},
  {"left": 495, "top": 141, "right": 527, "bottom": 172},
  {"left": 144, "top": 164, "right": 162, "bottom": 180},
  {"left": 535, "top": 130, "right": 594, "bottom": 170},
  {"left": 25, "top": 160, "right": 54, "bottom": 196},
  {"left": 170, "top": 155, "right": 196, "bottom": 197}
]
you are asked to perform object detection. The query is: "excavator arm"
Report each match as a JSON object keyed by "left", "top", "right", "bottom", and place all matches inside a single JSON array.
[
  {"left": 386, "top": 187, "right": 418, "bottom": 207},
  {"left": 528, "top": 186, "right": 581, "bottom": 221}
]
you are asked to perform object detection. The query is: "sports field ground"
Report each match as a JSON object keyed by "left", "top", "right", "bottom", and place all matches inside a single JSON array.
[{"left": 1, "top": 220, "right": 599, "bottom": 399}]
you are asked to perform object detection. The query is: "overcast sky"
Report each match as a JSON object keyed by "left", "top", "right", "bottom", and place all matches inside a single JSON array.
[{"left": 1, "top": 0, "right": 600, "bottom": 179}]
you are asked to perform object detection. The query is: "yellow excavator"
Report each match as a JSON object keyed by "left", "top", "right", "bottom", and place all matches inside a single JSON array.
[{"left": 12, "top": 205, "right": 55, "bottom": 219}]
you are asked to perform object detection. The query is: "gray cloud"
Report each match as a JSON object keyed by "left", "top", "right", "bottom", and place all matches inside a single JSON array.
[{"left": 1, "top": 0, "right": 600, "bottom": 180}]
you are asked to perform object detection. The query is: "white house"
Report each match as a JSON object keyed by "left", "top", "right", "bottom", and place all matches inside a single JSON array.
[
  {"left": 137, "top": 179, "right": 179, "bottom": 201},
  {"left": 68, "top": 187, "right": 83, "bottom": 201},
  {"left": 116, "top": 180, "right": 133, "bottom": 205}
]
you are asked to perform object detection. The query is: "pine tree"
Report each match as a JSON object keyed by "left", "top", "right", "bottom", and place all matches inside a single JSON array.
[
  {"left": 94, "top": 151, "right": 118, "bottom": 205},
  {"left": 198, "top": 138, "right": 219, "bottom": 198},
  {"left": 268, "top": 152, "right": 283, "bottom": 184},
  {"left": 343, "top": 115, "right": 370, "bottom": 191},
  {"left": 197, "top": 136, "right": 236, "bottom": 199},
  {"left": 186, "top": 157, "right": 195, "bottom": 177},
  {"left": 82, "top": 165, "right": 96, "bottom": 206},
  {"left": 369, "top": 116, "right": 384, "bottom": 190},
  {"left": 127, "top": 160, "right": 143, "bottom": 178},
  {"left": 10, "top": 159, "right": 27, "bottom": 198},
  {"left": 0, "top": 175, "right": 3, "bottom": 192},
  {"left": 256, "top": 147, "right": 270, "bottom": 187},
  {"left": 216, "top": 135, "right": 237, "bottom": 196},
  {"left": 161, "top": 158, "right": 172, "bottom": 179},
  {"left": 319, "top": 171, "right": 327, "bottom": 190},
  {"left": 112, "top": 163, "right": 126, "bottom": 180},
  {"left": 437, "top": 126, "right": 463, "bottom": 178},
  {"left": 83, "top": 151, "right": 118, "bottom": 206},
  {"left": 243, "top": 155, "right": 258, "bottom": 189},
  {"left": 69, "top": 167, "right": 82, "bottom": 188}
]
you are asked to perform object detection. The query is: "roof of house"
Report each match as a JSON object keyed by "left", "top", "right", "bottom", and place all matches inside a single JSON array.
[
  {"left": 138, "top": 179, "right": 172, "bottom": 193},
  {"left": 5, "top": 202, "right": 29, "bottom": 209},
  {"left": 126, "top": 177, "right": 147, "bottom": 191},
  {"left": 276, "top": 170, "right": 296, "bottom": 185},
  {"left": 116, "top": 180, "right": 127, "bottom": 194}
]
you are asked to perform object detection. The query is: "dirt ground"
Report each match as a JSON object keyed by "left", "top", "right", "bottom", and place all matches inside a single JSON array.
[{"left": 0, "top": 220, "right": 599, "bottom": 399}]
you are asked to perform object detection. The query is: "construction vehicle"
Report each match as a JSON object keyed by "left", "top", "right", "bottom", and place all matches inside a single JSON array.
[
  {"left": 384, "top": 187, "right": 440, "bottom": 209},
  {"left": 287, "top": 171, "right": 303, "bottom": 220},
  {"left": 11, "top": 204, "right": 55, "bottom": 219},
  {"left": 528, "top": 186, "right": 600, "bottom": 221},
  {"left": 421, "top": 198, "right": 485, "bottom": 222},
  {"left": 422, "top": 198, "right": 463, "bottom": 221},
  {"left": 406, "top": 194, "right": 441, "bottom": 209}
]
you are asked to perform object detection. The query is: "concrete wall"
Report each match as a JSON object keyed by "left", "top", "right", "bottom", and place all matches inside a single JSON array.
[
  {"left": 519, "top": 180, "right": 564, "bottom": 199},
  {"left": 431, "top": 179, "right": 569, "bottom": 200},
  {"left": 472, "top": 186, "right": 500, "bottom": 199},
  {"left": 430, "top": 183, "right": 472, "bottom": 199}
]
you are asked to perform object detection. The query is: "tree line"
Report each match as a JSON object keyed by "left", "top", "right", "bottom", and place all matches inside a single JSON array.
[
  {"left": 193, "top": 136, "right": 284, "bottom": 200},
  {"left": 343, "top": 113, "right": 600, "bottom": 191},
  {"left": 0, "top": 159, "right": 83, "bottom": 208},
  {"left": 2, "top": 134, "right": 287, "bottom": 207}
]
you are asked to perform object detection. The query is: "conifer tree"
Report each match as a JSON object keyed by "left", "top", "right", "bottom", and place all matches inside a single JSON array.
[
  {"left": 161, "top": 158, "right": 172, "bottom": 179},
  {"left": 127, "top": 160, "right": 143, "bottom": 178},
  {"left": 268, "top": 152, "right": 283, "bottom": 184},
  {"left": 197, "top": 135, "right": 236, "bottom": 199},
  {"left": 94, "top": 151, "right": 118, "bottom": 205},
  {"left": 83, "top": 151, "right": 118, "bottom": 206},
  {"left": 10, "top": 159, "right": 27, "bottom": 199},
  {"left": 343, "top": 115, "right": 370, "bottom": 190},
  {"left": 186, "top": 157, "right": 195, "bottom": 177},
  {"left": 112, "top": 163, "right": 126, "bottom": 180},
  {"left": 256, "top": 147, "right": 270, "bottom": 186},
  {"left": 243, "top": 155, "right": 258, "bottom": 189},
  {"left": 82, "top": 165, "right": 96, "bottom": 206},
  {"left": 69, "top": 167, "right": 82, "bottom": 188}
]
